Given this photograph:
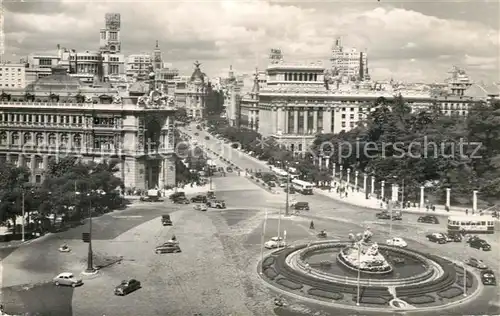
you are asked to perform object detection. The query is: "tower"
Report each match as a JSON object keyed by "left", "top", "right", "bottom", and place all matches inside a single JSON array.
[
  {"left": 100, "top": 13, "right": 121, "bottom": 54},
  {"left": 153, "top": 40, "right": 162, "bottom": 70}
]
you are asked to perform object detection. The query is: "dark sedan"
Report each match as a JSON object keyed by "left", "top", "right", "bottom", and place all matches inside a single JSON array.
[
  {"left": 418, "top": 215, "right": 439, "bottom": 224},
  {"left": 426, "top": 233, "right": 447, "bottom": 244},
  {"left": 191, "top": 195, "right": 207, "bottom": 203},
  {"left": 469, "top": 238, "right": 491, "bottom": 251},
  {"left": 376, "top": 212, "right": 402, "bottom": 220},
  {"left": 481, "top": 270, "right": 496, "bottom": 285},
  {"left": 173, "top": 197, "right": 190, "bottom": 204},
  {"left": 114, "top": 279, "right": 141, "bottom": 296}
]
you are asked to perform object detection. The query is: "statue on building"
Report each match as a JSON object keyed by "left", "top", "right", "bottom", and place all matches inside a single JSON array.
[
  {"left": 84, "top": 96, "right": 93, "bottom": 103},
  {"left": 112, "top": 95, "right": 122, "bottom": 104}
]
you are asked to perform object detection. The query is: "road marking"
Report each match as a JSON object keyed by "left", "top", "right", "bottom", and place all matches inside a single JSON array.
[{"left": 111, "top": 215, "right": 143, "bottom": 219}]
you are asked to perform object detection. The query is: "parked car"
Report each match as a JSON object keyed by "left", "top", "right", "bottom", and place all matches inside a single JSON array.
[
  {"left": 226, "top": 167, "right": 233, "bottom": 173},
  {"left": 376, "top": 212, "right": 402, "bottom": 220},
  {"left": 191, "top": 195, "right": 207, "bottom": 203},
  {"left": 169, "top": 192, "right": 186, "bottom": 201},
  {"left": 53, "top": 272, "right": 83, "bottom": 287},
  {"left": 173, "top": 197, "right": 190, "bottom": 204},
  {"left": 207, "top": 200, "right": 226, "bottom": 209},
  {"left": 155, "top": 244, "right": 181, "bottom": 254},
  {"left": 193, "top": 204, "right": 207, "bottom": 211},
  {"left": 204, "top": 136, "right": 210, "bottom": 140},
  {"left": 465, "top": 257, "right": 488, "bottom": 269},
  {"left": 264, "top": 237, "right": 286, "bottom": 249},
  {"left": 386, "top": 237, "right": 408, "bottom": 248},
  {"left": 446, "top": 232, "right": 463, "bottom": 242},
  {"left": 469, "top": 238, "right": 491, "bottom": 251},
  {"left": 480, "top": 270, "right": 496, "bottom": 285},
  {"left": 194, "top": 132, "right": 199, "bottom": 136},
  {"left": 293, "top": 202, "right": 310, "bottom": 211},
  {"left": 161, "top": 215, "right": 173, "bottom": 226},
  {"left": 426, "top": 233, "right": 447, "bottom": 244},
  {"left": 114, "top": 279, "right": 141, "bottom": 296},
  {"left": 417, "top": 215, "right": 439, "bottom": 224},
  {"left": 207, "top": 190, "right": 216, "bottom": 200}
]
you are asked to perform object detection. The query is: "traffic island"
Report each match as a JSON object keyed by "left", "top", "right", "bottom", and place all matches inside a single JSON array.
[{"left": 258, "top": 240, "right": 483, "bottom": 313}]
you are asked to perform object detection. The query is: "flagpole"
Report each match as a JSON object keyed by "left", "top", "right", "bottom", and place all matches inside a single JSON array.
[{"left": 260, "top": 210, "right": 268, "bottom": 274}]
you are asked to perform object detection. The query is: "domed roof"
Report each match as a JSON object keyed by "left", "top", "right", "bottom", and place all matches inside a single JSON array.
[
  {"left": 25, "top": 65, "right": 81, "bottom": 91},
  {"left": 190, "top": 61, "right": 204, "bottom": 83}
]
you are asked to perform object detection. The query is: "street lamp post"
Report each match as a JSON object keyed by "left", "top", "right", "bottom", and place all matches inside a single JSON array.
[
  {"left": 86, "top": 194, "right": 94, "bottom": 273},
  {"left": 21, "top": 189, "right": 25, "bottom": 242},
  {"left": 356, "top": 239, "right": 361, "bottom": 306},
  {"left": 285, "top": 171, "right": 290, "bottom": 216}
]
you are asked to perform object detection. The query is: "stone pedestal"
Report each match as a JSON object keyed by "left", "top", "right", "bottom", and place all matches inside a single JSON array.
[
  {"left": 420, "top": 186, "right": 425, "bottom": 208},
  {"left": 332, "top": 163, "right": 336, "bottom": 178},
  {"left": 339, "top": 165, "right": 343, "bottom": 181},
  {"left": 363, "top": 174, "right": 367, "bottom": 191},
  {"left": 472, "top": 190, "right": 478, "bottom": 212},
  {"left": 347, "top": 168, "right": 351, "bottom": 185},
  {"left": 318, "top": 156, "right": 322, "bottom": 170},
  {"left": 381, "top": 181, "right": 385, "bottom": 199},
  {"left": 446, "top": 188, "right": 451, "bottom": 208},
  {"left": 354, "top": 171, "right": 359, "bottom": 188},
  {"left": 370, "top": 176, "right": 375, "bottom": 195},
  {"left": 392, "top": 184, "right": 399, "bottom": 202},
  {"left": 325, "top": 157, "right": 330, "bottom": 170}
]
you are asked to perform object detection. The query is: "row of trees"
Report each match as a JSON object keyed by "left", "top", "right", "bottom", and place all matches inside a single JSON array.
[
  {"left": 0, "top": 157, "right": 124, "bottom": 234},
  {"left": 208, "top": 98, "right": 500, "bottom": 205}
]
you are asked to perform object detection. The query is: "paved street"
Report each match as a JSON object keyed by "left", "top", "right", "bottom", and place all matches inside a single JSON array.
[{"left": 1, "top": 151, "right": 499, "bottom": 315}]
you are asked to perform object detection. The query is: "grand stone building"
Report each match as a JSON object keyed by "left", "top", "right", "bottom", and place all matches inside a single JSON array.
[
  {"left": 0, "top": 66, "right": 176, "bottom": 190},
  {"left": 174, "top": 61, "right": 207, "bottom": 120}
]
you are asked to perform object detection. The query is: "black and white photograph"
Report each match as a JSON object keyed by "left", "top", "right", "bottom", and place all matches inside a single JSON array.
[{"left": 0, "top": 0, "right": 498, "bottom": 315}]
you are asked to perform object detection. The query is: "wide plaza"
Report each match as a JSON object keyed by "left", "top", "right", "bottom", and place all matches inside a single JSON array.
[{"left": 0, "top": 129, "right": 499, "bottom": 316}]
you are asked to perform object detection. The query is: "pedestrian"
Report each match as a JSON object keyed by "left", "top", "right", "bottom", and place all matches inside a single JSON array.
[
  {"left": 465, "top": 209, "right": 468, "bottom": 215},
  {"left": 310, "top": 221, "right": 315, "bottom": 229},
  {"left": 351, "top": 186, "right": 354, "bottom": 192},
  {"left": 345, "top": 192, "right": 348, "bottom": 198}
]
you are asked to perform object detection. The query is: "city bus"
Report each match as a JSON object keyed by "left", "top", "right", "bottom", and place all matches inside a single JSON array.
[
  {"left": 291, "top": 179, "right": 314, "bottom": 195},
  {"left": 447, "top": 216, "right": 496, "bottom": 234}
]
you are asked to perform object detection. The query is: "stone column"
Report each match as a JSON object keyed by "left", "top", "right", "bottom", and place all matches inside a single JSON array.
[
  {"left": 332, "top": 163, "right": 336, "bottom": 178},
  {"left": 472, "top": 190, "right": 478, "bottom": 212},
  {"left": 346, "top": 168, "right": 351, "bottom": 185},
  {"left": 284, "top": 110, "right": 289, "bottom": 133},
  {"left": 420, "top": 186, "right": 425, "bottom": 208},
  {"left": 18, "top": 154, "right": 25, "bottom": 168},
  {"left": 325, "top": 157, "right": 330, "bottom": 170},
  {"left": 354, "top": 170, "right": 359, "bottom": 188},
  {"left": 381, "top": 181, "right": 385, "bottom": 199},
  {"left": 392, "top": 184, "right": 399, "bottom": 202},
  {"left": 446, "top": 188, "right": 451, "bottom": 209},
  {"left": 318, "top": 156, "right": 322, "bottom": 170},
  {"left": 339, "top": 165, "right": 343, "bottom": 181},
  {"left": 313, "top": 110, "right": 318, "bottom": 133},
  {"left": 43, "top": 155, "right": 49, "bottom": 169},
  {"left": 363, "top": 173, "right": 367, "bottom": 191},
  {"left": 371, "top": 176, "right": 375, "bottom": 194},
  {"left": 277, "top": 107, "right": 283, "bottom": 133},
  {"left": 303, "top": 110, "right": 308, "bottom": 134},
  {"left": 293, "top": 110, "right": 298, "bottom": 134}
]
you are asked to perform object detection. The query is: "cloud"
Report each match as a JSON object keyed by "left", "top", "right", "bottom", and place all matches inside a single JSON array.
[{"left": 3, "top": 0, "right": 498, "bottom": 82}]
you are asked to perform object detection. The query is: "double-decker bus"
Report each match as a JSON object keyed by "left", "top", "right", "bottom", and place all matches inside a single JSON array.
[
  {"left": 447, "top": 216, "right": 496, "bottom": 234},
  {"left": 291, "top": 179, "right": 314, "bottom": 195}
]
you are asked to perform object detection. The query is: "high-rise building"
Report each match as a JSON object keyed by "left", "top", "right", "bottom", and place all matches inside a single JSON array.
[
  {"left": 330, "top": 37, "right": 369, "bottom": 81},
  {"left": 269, "top": 48, "right": 284, "bottom": 64},
  {"left": 100, "top": 13, "right": 122, "bottom": 54},
  {"left": 0, "top": 63, "right": 26, "bottom": 89},
  {"left": 153, "top": 40, "right": 162, "bottom": 70},
  {"left": 174, "top": 61, "right": 207, "bottom": 120},
  {"left": 126, "top": 54, "right": 153, "bottom": 80}
]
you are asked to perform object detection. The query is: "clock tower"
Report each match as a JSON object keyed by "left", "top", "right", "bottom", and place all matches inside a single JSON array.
[
  {"left": 153, "top": 40, "right": 162, "bottom": 70},
  {"left": 100, "top": 13, "right": 121, "bottom": 54}
]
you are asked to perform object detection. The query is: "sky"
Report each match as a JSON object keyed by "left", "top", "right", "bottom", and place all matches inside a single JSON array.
[{"left": 2, "top": 0, "right": 499, "bottom": 83}]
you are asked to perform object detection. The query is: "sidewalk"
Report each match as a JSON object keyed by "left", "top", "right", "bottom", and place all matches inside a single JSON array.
[{"left": 314, "top": 187, "right": 470, "bottom": 218}]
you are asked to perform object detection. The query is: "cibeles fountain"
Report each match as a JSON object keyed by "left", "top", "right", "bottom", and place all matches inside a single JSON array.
[
  {"left": 337, "top": 229, "right": 393, "bottom": 274},
  {"left": 259, "top": 228, "right": 482, "bottom": 312}
]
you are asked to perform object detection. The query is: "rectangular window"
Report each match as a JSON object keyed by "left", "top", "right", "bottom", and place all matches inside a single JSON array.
[{"left": 109, "top": 32, "right": 118, "bottom": 40}]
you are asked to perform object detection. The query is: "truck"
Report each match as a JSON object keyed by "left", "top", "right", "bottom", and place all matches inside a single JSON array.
[{"left": 140, "top": 189, "right": 161, "bottom": 202}]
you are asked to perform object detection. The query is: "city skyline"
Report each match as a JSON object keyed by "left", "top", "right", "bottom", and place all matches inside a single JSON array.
[{"left": 2, "top": 0, "right": 499, "bottom": 82}]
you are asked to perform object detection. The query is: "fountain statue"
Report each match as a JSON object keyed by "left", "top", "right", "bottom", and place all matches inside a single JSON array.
[{"left": 338, "top": 229, "right": 393, "bottom": 274}]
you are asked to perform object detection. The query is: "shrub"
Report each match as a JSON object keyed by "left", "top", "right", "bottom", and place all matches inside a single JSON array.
[
  {"left": 308, "top": 289, "right": 343, "bottom": 300},
  {"left": 403, "top": 295, "right": 436, "bottom": 304},
  {"left": 262, "top": 256, "right": 275, "bottom": 268},
  {"left": 353, "top": 296, "right": 388, "bottom": 305},
  {"left": 276, "top": 278, "right": 303, "bottom": 290},
  {"left": 437, "top": 287, "right": 463, "bottom": 299},
  {"left": 263, "top": 267, "right": 278, "bottom": 280}
]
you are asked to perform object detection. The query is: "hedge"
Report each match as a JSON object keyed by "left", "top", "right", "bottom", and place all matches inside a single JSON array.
[
  {"left": 264, "top": 267, "right": 278, "bottom": 280},
  {"left": 308, "top": 289, "right": 343, "bottom": 300},
  {"left": 262, "top": 256, "right": 275, "bottom": 268},
  {"left": 437, "top": 287, "right": 463, "bottom": 299},
  {"left": 352, "top": 296, "right": 389, "bottom": 305},
  {"left": 276, "top": 278, "right": 303, "bottom": 290},
  {"left": 402, "top": 295, "right": 436, "bottom": 304},
  {"left": 456, "top": 275, "right": 473, "bottom": 288}
]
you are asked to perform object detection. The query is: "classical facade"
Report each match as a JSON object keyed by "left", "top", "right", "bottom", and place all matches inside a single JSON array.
[
  {"left": 0, "top": 66, "right": 177, "bottom": 190},
  {"left": 174, "top": 61, "right": 207, "bottom": 119},
  {"left": 239, "top": 63, "right": 489, "bottom": 155}
]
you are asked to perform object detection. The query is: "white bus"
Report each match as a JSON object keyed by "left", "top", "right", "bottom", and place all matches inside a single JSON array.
[
  {"left": 291, "top": 179, "right": 314, "bottom": 195},
  {"left": 447, "top": 216, "right": 495, "bottom": 234}
]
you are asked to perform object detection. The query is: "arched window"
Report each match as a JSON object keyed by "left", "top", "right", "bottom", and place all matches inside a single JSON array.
[
  {"left": 61, "top": 133, "right": 69, "bottom": 144},
  {"left": 74, "top": 134, "right": 81, "bottom": 148},
  {"left": 11, "top": 132, "right": 19, "bottom": 145},
  {"left": 0, "top": 132, "right": 6, "bottom": 145},
  {"left": 24, "top": 132, "right": 32, "bottom": 144},
  {"left": 48, "top": 133, "right": 56, "bottom": 146},
  {"left": 35, "top": 133, "right": 44, "bottom": 146},
  {"left": 309, "top": 74, "right": 314, "bottom": 81}
]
